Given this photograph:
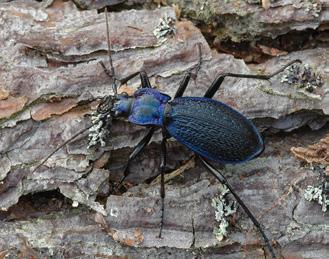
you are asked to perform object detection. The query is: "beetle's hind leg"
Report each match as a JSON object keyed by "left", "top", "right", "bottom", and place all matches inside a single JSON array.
[
  {"left": 204, "top": 59, "right": 301, "bottom": 98},
  {"left": 112, "top": 127, "right": 155, "bottom": 192},
  {"left": 199, "top": 156, "right": 277, "bottom": 259},
  {"left": 174, "top": 43, "right": 203, "bottom": 98}
]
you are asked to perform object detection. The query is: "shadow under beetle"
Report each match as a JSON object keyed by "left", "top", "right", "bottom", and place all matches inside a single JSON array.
[{"left": 34, "top": 10, "right": 302, "bottom": 259}]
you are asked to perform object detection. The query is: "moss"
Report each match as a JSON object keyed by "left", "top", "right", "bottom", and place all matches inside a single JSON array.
[
  {"left": 169, "top": 0, "right": 266, "bottom": 42},
  {"left": 184, "top": 2, "right": 215, "bottom": 24}
]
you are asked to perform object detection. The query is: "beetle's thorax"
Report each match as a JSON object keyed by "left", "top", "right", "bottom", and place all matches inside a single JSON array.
[{"left": 114, "top": 88, "right": 171, "bottom": 126}]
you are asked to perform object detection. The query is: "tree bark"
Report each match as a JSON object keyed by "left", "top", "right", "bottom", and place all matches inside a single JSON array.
[{"left": 0, "top": 0, "right": 328, "bottom": 258}]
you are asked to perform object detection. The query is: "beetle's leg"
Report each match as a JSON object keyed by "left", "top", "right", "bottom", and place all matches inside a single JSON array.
[
  {"left": 139, "top": 71, "right": 152, "bottom": 88},
  {"left": 113, "top": 127, "right": 155, "bottom": 192},
  {"left": 174, "top": 72, "right": 192, "bottom": 98},
  {"left": 199, "top": 156, "right": 277, "bottom": 259},
  {"left": 204, "top": 59, "right": 301, "bottom": 98},
  {"left": 120, "top": 71, "right": 152, "bottom": 88},
  {"left": 99, "top": 63, "right": 152, "bottom": 89},
  {"left": 174, "top": 43, "right": 203, "bottom": 98},
  {"left": 158, "top": 129, "right": 168, "bottom": 238}
]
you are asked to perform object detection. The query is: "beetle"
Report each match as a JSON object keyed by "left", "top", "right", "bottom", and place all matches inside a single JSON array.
[
  {"left": 90, "top": 42, "right": 299, "bottom": 259},
  {"left": 31, "top": 10, "right": 301, "bottom": 259}
]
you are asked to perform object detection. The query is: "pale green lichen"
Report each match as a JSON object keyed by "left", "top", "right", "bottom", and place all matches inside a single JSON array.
[
  {"left": 153, "top": 14, "right": 176, "bottom": 44},
  {"left": 186, "top": 0, "right": 216, "bottom": 24},
  {"left": 211, "top": 184, "right": 237, "bottom": 241},
  {"left": 304, "top": 185, "right": 329, "bottom": 212},
  {"left": 88, "top": 110, "right": 112, "bottom": 148}
]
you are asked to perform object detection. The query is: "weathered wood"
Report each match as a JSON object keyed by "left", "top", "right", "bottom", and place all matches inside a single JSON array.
[{"left": 0, "top": 0, "right": 328, "bottom": 258}]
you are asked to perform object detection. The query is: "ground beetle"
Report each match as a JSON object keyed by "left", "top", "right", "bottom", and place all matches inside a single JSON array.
[
  {"left": 94, "top": 44, "right": 298, "bottom": 259},
  {"left": 33, "top": 9, "right": 301, "bottom": 259}
]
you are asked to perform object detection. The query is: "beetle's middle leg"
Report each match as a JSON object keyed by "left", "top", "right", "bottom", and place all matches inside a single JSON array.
[
  {"left": 158, "top": 129, "right": 169, "bottom": 238},
  {"left": 204, "top": 59, "right": 301, "bottom": 98}
]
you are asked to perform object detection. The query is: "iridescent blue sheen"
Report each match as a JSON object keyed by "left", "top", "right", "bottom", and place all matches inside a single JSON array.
[
  {"left": 115, "top": 87, "right": 263, "bottom": 164},
  {"left": 114, "top": 95, "right": 133, "bottom": 115},
  {"left": 128, "top": 88, "right": 171, "bottom": 126},
  {"left": 166, "top": 97, "right": 264, "bottom": 164}
]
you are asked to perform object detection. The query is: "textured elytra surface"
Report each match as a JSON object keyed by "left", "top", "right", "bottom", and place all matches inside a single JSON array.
[
  {"left": 167, "top": 97, "right": 263, "bottom": 163},
  {"left": 0, "top": 1, "right": 328, "bottom": 258}
]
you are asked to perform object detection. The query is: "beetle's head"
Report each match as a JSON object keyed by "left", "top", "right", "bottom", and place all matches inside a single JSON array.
[
  {"left": 111, "top": 92, "right": 134, "bottom": 117},
  {"left": 87, "top": 92, "right": 133, "bottom": 148}
]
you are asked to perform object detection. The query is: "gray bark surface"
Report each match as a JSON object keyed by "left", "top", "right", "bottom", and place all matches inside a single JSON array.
[{"left": 0, "top": 1, "right": 328, "bottom": 258}]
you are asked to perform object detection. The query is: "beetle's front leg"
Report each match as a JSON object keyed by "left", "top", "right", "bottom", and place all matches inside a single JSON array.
[
  {"left": 174, "top": 43, "right": 203, "bottom": 98},
  {"left": 158, "top": 129, "right": 169, "bottom": 238},
  {"left": 119, "top": 71, "right": 152, "bottom": 88},
  {"left": 112, "top": 127, "right": 155, "bottom": 192},
  {"left": 100, "top": 61, "right": 152, "bottom": 89}
]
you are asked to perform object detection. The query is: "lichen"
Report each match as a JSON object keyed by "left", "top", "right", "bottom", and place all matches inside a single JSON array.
[
  {"left": 211, "top": 184, "right": 237, "bottom": 241},
  {"left": 281, "top": 63, "right": 323, "bottom": 95},
  {"left": 304, "top": 185, "right": 329, "bottom": 212},
  {"left": 88, "top": 110, "right": 112, "bottom": 149},
  {"left": 258, "top": 63, "right": 324, "bottom": 100},
  {"left": 291, "top": 136, "right": 329, "bottom": 212},
  {"left": 294, "top": 0, "right": 322, "bottom": 18},
  {"left": 153, "top": 14, "right": 176, "bottom": 43},
  {"left": 183, "top": 0, "right": 216, "bottom": 24},
  {"left": 88, "top": 96, "right": 115, "bottom": 148}
]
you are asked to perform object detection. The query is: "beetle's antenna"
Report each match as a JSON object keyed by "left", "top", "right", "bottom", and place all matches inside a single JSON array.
[
  {"left": 28, "top": 9, "right": 120, "bottom": 176},
  {"left": 30, "top": 124, "right": 94, "bottom": 175},
  {"left": 105, "top": 8, "right": 114, "bottom": 77},
  {"left": 104, "top": 7, "right": 118, "bottom": 95}
]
